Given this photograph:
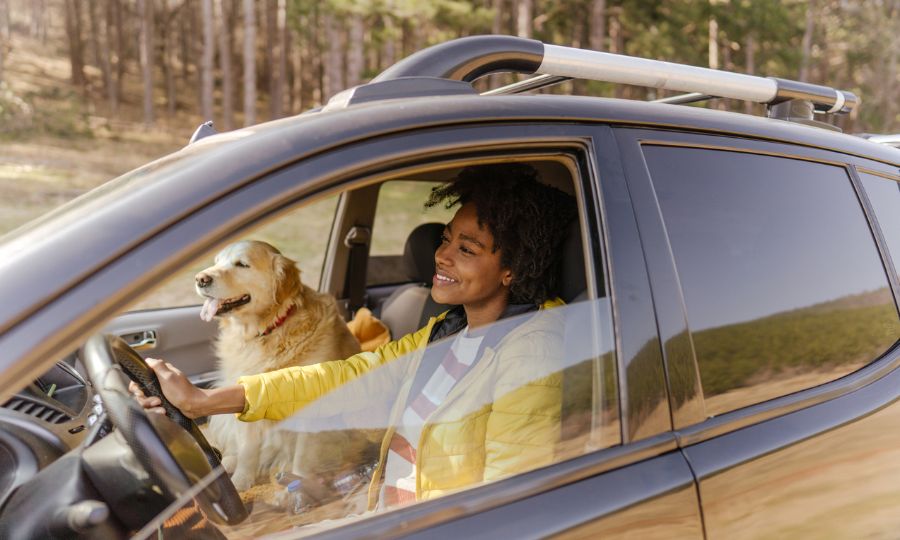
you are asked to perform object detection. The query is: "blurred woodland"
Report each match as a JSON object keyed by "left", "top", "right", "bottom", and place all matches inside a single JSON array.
[{"left": 0, "top": 0, "right": 897, "bottom": 136}]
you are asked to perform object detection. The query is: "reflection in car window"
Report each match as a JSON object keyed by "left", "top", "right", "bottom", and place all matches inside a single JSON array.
[
  {"left": 644, "top": 146, "right": 900, "bottom": 417},
  {"left": 860, "top": 172, "right": 900, "bottom": 282},
  {"left": 144, "top": 299, "right": 617, "bottom": 537}
]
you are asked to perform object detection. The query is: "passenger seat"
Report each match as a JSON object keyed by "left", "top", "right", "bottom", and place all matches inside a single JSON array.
[{"left": 379, "top": 223, "right": 450, "bottom": 340}]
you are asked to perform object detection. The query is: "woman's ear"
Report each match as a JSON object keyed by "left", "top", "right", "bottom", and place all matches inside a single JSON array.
[{"left": 501, "top": 269, "right": 513, "bottom": 287}]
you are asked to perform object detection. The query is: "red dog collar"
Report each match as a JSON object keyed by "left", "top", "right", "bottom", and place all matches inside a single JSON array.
[{"left": 259, "top": 305, "right": 296, "bottom": 337}]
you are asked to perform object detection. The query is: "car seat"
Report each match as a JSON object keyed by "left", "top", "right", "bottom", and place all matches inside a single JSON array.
[{"left": 379, "top": 223, "right": 450, "bottom": 340}]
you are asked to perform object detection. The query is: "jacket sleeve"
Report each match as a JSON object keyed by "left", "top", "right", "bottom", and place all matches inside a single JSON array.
[
  {"left": 237, "top": 322, "right": 433, "bottom": 422},
  {"left": 482, "top": 324, "right": 564, "bottom": 482}
]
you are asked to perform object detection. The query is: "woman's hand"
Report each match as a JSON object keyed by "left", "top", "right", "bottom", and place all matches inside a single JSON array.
[
  {"left": 129, "top": 358, "right": 247, "bottom": 419},
  {"left": 129, "top": 358, "right": 206, "bottom": 419}
]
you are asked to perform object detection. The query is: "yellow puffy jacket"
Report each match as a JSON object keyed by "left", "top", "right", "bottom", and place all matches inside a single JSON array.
[{"left": 237, "top": 298, "right": 565, "bottom": 509}]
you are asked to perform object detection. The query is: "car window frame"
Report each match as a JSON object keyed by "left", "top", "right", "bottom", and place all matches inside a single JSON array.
[{"left": 614, "top": 126, "right": 900, "bottom": 445}]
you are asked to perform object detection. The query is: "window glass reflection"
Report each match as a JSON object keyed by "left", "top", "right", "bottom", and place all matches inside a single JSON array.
[
  {"left": 644, "top": 146, "right": 900, "bottom": 416},
  {"left": 143, "top": 299, "right": 617, "bottom": 538}
]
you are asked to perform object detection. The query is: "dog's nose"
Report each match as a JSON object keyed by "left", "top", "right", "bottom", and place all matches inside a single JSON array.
[{"left": 196, "top": 273, "right": 213, "bottom": 288}]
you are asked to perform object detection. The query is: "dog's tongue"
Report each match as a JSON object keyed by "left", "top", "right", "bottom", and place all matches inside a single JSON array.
[{"left": 201, "top": 298, "right": 221, "bottom": 322}]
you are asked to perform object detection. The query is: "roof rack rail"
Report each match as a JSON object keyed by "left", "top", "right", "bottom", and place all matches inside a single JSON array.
[
  {"left": 369, "top": 35, "right": 858, "bottom": 127},
  {"left": 857, "top": 133, "right": 900, "bottom": 148}
]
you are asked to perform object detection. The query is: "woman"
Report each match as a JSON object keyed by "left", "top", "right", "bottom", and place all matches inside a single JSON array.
[{"left": 135, "top": 163, "right": 578, "bottom": 510}]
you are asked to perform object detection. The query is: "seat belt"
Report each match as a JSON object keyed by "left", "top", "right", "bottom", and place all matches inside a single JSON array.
[{"left": 343, "top": 225, "right": 371, "bottom": 316}]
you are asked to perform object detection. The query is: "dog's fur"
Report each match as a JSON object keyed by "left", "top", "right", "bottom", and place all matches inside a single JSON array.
[{"left": 196, "top": 240, "right": 370, "bottom": 493}]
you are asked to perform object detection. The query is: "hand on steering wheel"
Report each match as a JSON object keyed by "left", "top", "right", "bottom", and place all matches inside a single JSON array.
[
  {"left": 84, "top": 334, "right": 248, "bottom": 526},
  {"left": 129, "top": 359, "right": 203, "bottom": 417}
]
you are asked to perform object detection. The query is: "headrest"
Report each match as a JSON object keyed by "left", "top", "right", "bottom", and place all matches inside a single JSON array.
[
  {"left": 559, "top": 220, "right": 587, "bottom": 303},
  {"left": 403, "top": 222, "right": 444, "bottom": 283}
]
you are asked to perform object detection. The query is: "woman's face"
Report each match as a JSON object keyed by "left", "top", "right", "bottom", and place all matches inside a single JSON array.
[{"left": 432, "top": 202, "right": 512, "bottom": 324}]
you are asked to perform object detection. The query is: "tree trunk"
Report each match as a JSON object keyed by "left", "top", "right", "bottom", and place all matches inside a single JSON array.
[
  {"left": 138, "top": 0, "right": 154, "bottom": 126},
  {"left": 111, "top": 0, "right": 125, "bottom": 106},
  {"left": 515, "top": 0, "right": 532, "bottom": 38},
  {"left": 492, "top": 0, "right": 503, "bottom": 34},
  {"left": 64, "top": 0, "right": 86, "bottom": 89},
  {"left": 179, "top": 3, "right": 191, "bottom": 83},
  {"left": 346, "top": 13, "right": 364, "bottom": 88},
  {"left": 274, "top": 0, "right": 286, "bottom": 118},
  {"left": 0, "top": 0, "right": 9, "bottom": 41},
  {"left": 744, "top": 33, "right": 756, "bottom": 113},
  {"left": 323, "top": 11, "right": 344, "bottom": 101},
  {"left": 217, "top": 0, "right": 234, "bottom": 129},
  {"left": 243, "top": 0, "right": 256, "bottom": 125},
  {"left": 299, "top": 13, "right": 318, "bottom": 109},
  {"left": 264, "top": 0, "right": 284, "bottom": 119},
  {"left": 708, "top": 16, "right": 719, "bottom": 70},
  {"left": 88, "top": 0, "right": 112, "bottom": 105},
  {"left": 286, "top": 26, "right": 295, "bottom": 113},
  {"left": 382, "top": 13, "right": 396, "bottom": 69},
  {"left": 0, "top": 0, "right": 7, "bottom": 84},
  {"left": 164, "top": 1, "right": 177, "bottom": 117},
  {"left": 590, "top": 0, "right": 605, "bottom": 51},
  {"left": 609, "top": 10, "right": 623, "bottom": 98},
  {"left": 201, "top": 0, "right": 214, "bottom": 122},
  {"left": 799, "top": 0, "right": 815, "bottom": 82}
]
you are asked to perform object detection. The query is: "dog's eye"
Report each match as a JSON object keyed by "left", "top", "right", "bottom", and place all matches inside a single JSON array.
[{"left": 235, "top": 261, "right": 250, "bottom": 268}]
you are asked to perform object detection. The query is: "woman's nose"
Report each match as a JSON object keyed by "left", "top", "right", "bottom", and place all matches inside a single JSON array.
[{"left": 434, "top": 243, "right": 451, "bottom": 266}]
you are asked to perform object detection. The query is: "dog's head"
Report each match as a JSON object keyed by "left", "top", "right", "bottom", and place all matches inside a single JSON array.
[{"left": 195, "top": 240, "right": 302, "bottom": 325}]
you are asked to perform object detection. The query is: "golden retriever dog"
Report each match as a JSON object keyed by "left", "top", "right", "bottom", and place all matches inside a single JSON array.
[{"left": 195, "top": 240, "right": 372, "bottom": 497}]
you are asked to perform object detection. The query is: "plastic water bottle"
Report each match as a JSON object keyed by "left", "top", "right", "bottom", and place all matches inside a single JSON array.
[
  {"left": 285, "top": 479, "right": 310, "bottom": 514},
  {"left": 275, "top": 471, "right": 303, "bottom": 486}
]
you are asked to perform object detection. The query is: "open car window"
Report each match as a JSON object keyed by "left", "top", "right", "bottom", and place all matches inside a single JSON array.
[{"left": 137, "top": 297, "right": 618, "bottom": 538}]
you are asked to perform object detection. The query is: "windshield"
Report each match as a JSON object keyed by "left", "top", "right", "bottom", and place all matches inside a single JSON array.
[{"left": 138, "top": 298, "right": 617, "bottom": 538}]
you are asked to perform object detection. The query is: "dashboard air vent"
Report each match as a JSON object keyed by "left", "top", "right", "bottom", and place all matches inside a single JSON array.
[{"left": 2, "top": 396, "right": 72, "bottom": 424}]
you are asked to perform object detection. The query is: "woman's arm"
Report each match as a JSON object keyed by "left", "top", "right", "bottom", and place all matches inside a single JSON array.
[{"left": 130, "top": 358, "right": 246, "bottom": 418}]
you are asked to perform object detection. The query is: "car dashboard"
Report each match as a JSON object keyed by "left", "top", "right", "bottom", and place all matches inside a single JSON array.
[{"left": 0, "top": 355, "right": 107, "bottom": 510}]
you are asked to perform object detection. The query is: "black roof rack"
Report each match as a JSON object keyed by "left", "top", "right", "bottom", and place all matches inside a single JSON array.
[{"left": 328, "top": 35, "right": 859, "bottom": 131}]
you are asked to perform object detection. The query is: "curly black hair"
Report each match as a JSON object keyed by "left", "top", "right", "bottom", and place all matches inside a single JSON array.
[{"left": 425, "top": 163, "right": 578, "bottom": 305}]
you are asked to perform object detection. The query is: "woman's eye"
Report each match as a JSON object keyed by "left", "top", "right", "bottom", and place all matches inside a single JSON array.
[
  {"left": 235, "top": 261, "right": 250, "bottom": 268},
  {"left": 460, "top": 246, "right": 473, "bottom": 255},
  {"left": 440, "top": 234, "right": 449, "bottom": 244}
]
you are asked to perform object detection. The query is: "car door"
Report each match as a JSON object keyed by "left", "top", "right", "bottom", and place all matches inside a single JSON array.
[
  {"left": 616, "top": 127, "right": 900, "bottom": 538},
  {"left": 120, "top": 121, "right": 703, "bottom": 538},
  {"left": 293, "top": 124, "right": 703, "bottom": 539}
]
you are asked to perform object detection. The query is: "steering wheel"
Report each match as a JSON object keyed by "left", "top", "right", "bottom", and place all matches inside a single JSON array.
[{"left": 83, "top": 334, "right": 248, "bottom": 526}]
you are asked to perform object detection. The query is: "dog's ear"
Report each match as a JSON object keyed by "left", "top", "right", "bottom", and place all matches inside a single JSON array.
[{"left": 273, "top": 253, "right": 303, "bottom": 307}]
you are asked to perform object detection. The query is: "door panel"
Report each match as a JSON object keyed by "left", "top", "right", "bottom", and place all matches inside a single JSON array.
[
  {"left": 102, "top": 306, "right": 219, "bottom": 384},
  {"left": 401, "top": 451, "right": 702, "bottom": 539},
  {"left": 684, "top": 347, "right": 900, "bottom": 538}
]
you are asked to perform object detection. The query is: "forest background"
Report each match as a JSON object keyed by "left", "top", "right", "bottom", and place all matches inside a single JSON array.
[{"left": 0, "top": 0, "right": 898, "bottom": 234}]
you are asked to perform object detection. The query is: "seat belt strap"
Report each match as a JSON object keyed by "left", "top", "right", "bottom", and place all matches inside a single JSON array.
[{"left": 344, "top": 225, "right": 371, "bottom": 316}]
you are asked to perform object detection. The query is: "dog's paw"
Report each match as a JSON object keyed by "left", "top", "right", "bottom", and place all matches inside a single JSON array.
[{"left": 230, "top": 471, "right": 255, "bottom": 492}]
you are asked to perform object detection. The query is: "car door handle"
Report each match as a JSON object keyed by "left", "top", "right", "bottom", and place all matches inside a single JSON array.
[{"left": 120, "top": 330, "right": 158, "bottom": 351}]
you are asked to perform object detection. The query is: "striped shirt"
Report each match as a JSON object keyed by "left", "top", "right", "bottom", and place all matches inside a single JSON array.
[{"left": 379, "top": 327, "right": 484, "bottom": 509}]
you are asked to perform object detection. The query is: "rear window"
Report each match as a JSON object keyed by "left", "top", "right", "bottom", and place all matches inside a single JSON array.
[{"left": 644, "top": 146, "right": 900, "bottom": 417}]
